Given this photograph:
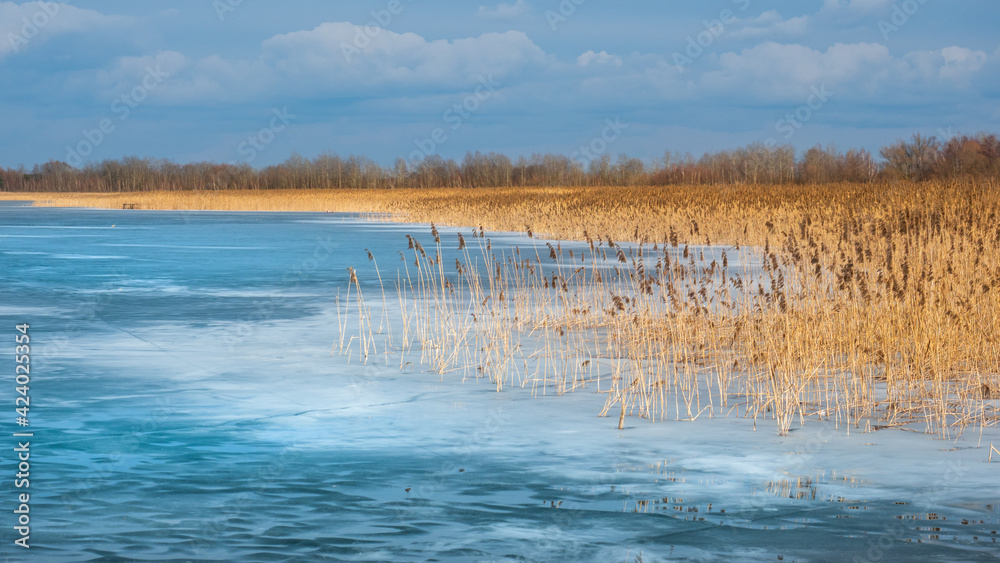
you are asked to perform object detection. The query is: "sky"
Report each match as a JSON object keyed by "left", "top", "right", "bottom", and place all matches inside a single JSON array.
[{"left": 2, "top": 0, "right": 998, "bottom": 169}]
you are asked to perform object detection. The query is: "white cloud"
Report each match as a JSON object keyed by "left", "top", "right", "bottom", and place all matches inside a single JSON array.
[
  {"left": 86, "top": 45, "right": 247, "bottom": 105},
  {"left": 940, "top": 46, "right": 988, "bottom": 77},
  {"left": 901, "top": 46, "right": 988, "bottom": 83},
  {"left": 260, "top": 23, "right": 547, "bottom": 87},
  {"left": 941, "top": 47, "right": 988, "bottom": 72},
  {"left": 0, "top": 1, "right": 133, "bottom": 58},
  {"left": 32, "top": 2, "right": 990, "bottom": 119},
  {"left": 476, "top": 0, "right": 530, "bottom": 19},
  {"left": 701, "top": 42, "right": 894, "bottom": 100},
  {"left": 698, "top": 41, "right": 994, "bottom": 103},
  {"left": 577, "top": 50, "right": 622, "bottom": 67},
  {"left": 820, "top": 0, "right": 894, "bottom": 15},
  {"left": 88, "top": 35, "right": 994, "bottom": 112},
  {"left": 730, "top": 11, "right": 810, "bottom": 39},
  {"left": 111, "top": 24, "right": 550, "bottom": 104}
]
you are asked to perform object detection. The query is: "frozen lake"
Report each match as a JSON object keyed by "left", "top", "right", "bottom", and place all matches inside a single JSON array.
[{"left": 1, "top": 206, "right": 998, "bottom": 561}]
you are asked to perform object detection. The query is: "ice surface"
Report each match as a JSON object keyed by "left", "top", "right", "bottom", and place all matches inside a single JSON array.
[{"left": 0, "top": 207, "right": 998, "bottom": 562}]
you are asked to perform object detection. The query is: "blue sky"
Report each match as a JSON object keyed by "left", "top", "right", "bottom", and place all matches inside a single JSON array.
[{"left": 2, "top": 0, "right": 998, "bottom": 169}]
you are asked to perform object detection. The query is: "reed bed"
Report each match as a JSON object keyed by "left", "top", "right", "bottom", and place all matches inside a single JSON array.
[
  {"left": 8, "top": 181, "right": 998, "bottom": 436},
  {"left": 0, "top": 182, "right": 934, "bottom": 247},
  {"left": 331, "top": 180, "right": 1000, "bottom": 437},
  {"left": 1, "top": 189, "right": 389, "bottom": 213}
]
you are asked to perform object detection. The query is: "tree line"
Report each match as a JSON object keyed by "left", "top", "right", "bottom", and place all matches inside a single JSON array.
[{"left": 2, "top": 132, "right": 998, "bottom": 193}]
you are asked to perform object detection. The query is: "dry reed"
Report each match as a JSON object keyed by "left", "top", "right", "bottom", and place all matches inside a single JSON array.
[
  {"left": 8, "top": 181, "right": 998, "bottom": 436},
  {"left": 331, "top": 180, "right": 1000, "bottom": 437}
]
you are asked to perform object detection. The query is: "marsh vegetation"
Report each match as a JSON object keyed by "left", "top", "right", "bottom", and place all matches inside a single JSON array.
[
  {"left": 333, "top": 180, "right": 1000, "bottom": 437},
  {"left": 4, "top": 141, "right": 997, "bottom": 438}
]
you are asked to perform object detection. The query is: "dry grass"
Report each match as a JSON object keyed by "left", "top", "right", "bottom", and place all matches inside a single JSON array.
[
  {"left": 329, "top": 180, "right": 1000, "bottom": 437},
  {"left": 0, "top": 183, "right": 900, "bottom": 246},
  {"left": 7, "top": 181, "right": 999, "bottom": 436},
  {"left": 0, "top": 189, "right": 391, "bottom": 213}
]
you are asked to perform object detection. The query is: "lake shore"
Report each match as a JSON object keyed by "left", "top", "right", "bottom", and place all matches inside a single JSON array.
[
  {"left": 5, "top": 206, "right": 999, "bottom": 561},
  {"left": 6, "top": 183, "right": 999, "bottom": 442}
]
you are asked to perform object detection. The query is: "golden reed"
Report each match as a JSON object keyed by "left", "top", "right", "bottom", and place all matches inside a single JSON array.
[{"left": 7, "top": 180, "right": 998, "bottom": 436}]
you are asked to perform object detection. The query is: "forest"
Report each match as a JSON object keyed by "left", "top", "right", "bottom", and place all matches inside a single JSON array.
[{"left": 2, "top": 132, "right": 998, "bottom": 192}]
